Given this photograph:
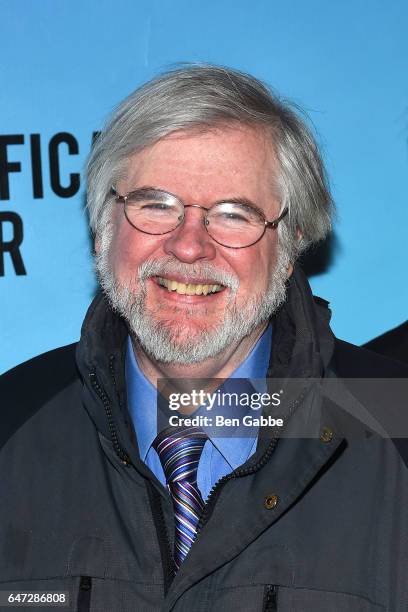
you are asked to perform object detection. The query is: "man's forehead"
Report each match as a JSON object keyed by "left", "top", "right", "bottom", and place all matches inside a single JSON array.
[
  {"left": 130, "top": 122, "right": 273, "bottom": 159},
  {"left": 120, "top": 124, "right": 279, "bottom": 204}
]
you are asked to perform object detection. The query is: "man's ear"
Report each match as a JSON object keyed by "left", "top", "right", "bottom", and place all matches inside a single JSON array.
[
  {"left": 287, "top": 262, "right": 294, "bottom": 278},
  {"left": 286, "top": 228, "right": 303, "bottom": 278}
]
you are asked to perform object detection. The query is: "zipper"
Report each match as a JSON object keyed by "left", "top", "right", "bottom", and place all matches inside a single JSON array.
[
  {"left": 90, "top": 367, "right": 176, "bottom": 594},
  {"left": 77, "top": 576, "right": 92, "bottom": 612},
  {"left": 146, "top": 480, "right": 176, "bottom": 594},
  {"left": 196, "top": 436, "right": 279, "bottom": 536},
  {"left": 195, "top": 385, "right": 309, "bottom": 537},
  {"left": 108, "top": 354, "right": 123, "bottom": 408},
  {"left": 89, "top": 369, "right": 131, "bottom": 465},
  {"left": 263, "top": 585, "right": 278, "bottom": 611}
]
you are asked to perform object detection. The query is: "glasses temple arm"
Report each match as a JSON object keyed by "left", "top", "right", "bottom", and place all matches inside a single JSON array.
[
  {"left": 266, "top": 206, "right": 289, "bottom": 229},
  {"left": 110, "top": 185, "right": 126, "bottom": 203}
]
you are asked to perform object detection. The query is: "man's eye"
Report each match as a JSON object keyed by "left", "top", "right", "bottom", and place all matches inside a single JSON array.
[
  {"left": 140, "top": 203, "right": 172, "bottom": 212},
  {"left": 215, "top": 211, "right": 250, "bottom": 224}
]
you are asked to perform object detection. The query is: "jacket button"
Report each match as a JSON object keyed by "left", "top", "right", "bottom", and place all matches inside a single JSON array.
[
  {"left": 320, "top": 426, "right": 334, "bottom": 443},
  {"left": 264, "top": 494, "right": 279, "bottom": 509}
]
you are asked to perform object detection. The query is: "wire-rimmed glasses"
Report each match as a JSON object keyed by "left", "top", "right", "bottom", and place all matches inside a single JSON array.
[{"left": 112, "top": 186, "right": 288, "bottom": 249}]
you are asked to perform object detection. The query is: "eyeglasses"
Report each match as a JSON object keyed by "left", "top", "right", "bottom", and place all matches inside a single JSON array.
[{"left": 111, "top": 186, "right": 288, "bottom": 249}]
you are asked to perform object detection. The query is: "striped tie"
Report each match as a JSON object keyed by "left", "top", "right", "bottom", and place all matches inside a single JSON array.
[{"left": 153, "top": 426, "right": 207, "bottom": 569}]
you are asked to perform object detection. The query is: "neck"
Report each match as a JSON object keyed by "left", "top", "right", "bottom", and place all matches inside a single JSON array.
[{"left": 131, "top": 321, "right": 268, "bottom": 389}]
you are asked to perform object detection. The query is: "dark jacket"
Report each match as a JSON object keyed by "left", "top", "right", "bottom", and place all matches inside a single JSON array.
[
  {"left": 363, "top": 320, "right": 408, "bottom": 365},
  {"left": 1, "top": 267, "right": 408, "bottom": 612}
]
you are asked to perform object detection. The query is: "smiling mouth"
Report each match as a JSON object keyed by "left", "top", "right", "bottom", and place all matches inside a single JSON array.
[{"left": 156, "top": 277, "right": 224, "bottom": 296}]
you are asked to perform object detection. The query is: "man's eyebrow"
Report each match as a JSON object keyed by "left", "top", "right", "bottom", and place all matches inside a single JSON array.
[
  {"left": 128, "top": 186, "right": 165, "bottom": 195},
  {"left": 129, "top": 185, "right": 262, "bottom": 212},
  {"left": 126, "top": 186, "right": 170, "bottom": 199},
  {"left": 220, "top": 197, "right": 265, "bottom": 215}
]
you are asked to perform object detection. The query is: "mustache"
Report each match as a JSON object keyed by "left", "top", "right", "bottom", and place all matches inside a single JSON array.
[{"left": 137, "top": 257, "right": 239, "bottom": 291}]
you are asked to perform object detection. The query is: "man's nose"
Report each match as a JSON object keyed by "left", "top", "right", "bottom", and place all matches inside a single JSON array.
[{"left": 163, "top": 207, "right": 217, "bottom": 263}]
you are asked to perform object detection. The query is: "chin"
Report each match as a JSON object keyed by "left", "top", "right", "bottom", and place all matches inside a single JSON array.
[
  {"left": 130, "top": 314, "right": 233, "bottom": 365},
  {"left": 155, "top": 314, "right": 219, "bottom": 337}
]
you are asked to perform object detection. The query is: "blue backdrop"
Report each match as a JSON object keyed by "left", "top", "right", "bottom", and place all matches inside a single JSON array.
[{"left": 1, "top": 0, "right": 407, "bottom": 373}]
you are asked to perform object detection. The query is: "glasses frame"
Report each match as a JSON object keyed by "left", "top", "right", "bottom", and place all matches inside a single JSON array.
[{"left": 111, "top": 186, "right": 288, "bottom": 249}]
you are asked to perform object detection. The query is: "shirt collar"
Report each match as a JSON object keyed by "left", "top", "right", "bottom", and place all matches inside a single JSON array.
[
  {"left": 126, "top": 339, "right": 158, "bottom": 462},
  {"left": 126, "top": 324, "right": 272, "bottom": 467}
]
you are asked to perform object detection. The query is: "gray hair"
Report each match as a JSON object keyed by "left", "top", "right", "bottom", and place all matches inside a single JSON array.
[{"left": 87, "top": 64, "right": 334, "bottom": 260}]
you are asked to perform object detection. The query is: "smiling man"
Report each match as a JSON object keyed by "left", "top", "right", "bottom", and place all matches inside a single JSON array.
[
  {"left": 99, "top": 126, "right": 290, "bottom": 375},
  {"left": 1, "top": 65, "right": 408, "bottom": 611}
]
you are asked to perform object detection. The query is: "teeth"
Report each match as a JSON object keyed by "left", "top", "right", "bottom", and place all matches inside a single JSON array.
[{"left": 157, "top": 277, "right": 222, "bottom": 296}]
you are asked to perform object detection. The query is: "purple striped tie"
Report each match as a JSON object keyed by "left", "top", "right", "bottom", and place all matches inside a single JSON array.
[{"left": 153, "top": 426, "right": 207, "bottom": 569}]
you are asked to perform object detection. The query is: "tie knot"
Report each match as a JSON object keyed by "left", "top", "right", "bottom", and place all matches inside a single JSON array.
[{"left": 153, "top": 426, "right": 207, "bottom": 484}]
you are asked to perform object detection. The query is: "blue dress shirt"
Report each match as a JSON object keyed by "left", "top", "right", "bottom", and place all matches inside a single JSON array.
[{"left": 126, "top": 326, "right": 272, "bottom": 501}]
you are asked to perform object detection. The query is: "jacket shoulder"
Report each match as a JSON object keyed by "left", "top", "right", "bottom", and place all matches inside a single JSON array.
[
  {"left": 332, "top": 339, "right": 408, "bottom": 468},
  {"left": 0, "top": 344, "right": 79, "bottom": 450},
  {"left": 332, "top": 338, "right": 408, "bottom": 378},
  {"left": 363, "top": 320, "right": 408, "bottom": 364}
]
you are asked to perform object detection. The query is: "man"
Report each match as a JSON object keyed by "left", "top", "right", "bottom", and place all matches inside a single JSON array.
[{"left": 1, "top": 65, "right": 407, "bottom": 611}]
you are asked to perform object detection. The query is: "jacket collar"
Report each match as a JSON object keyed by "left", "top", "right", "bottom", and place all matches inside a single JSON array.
[{"left": 268, "top": 264, "right": 334, "bottom": 380}]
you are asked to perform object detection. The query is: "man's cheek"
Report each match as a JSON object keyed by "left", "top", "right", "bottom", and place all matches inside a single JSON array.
[{"left": 111, "top": 247, "right": 140, "bottom": 281}]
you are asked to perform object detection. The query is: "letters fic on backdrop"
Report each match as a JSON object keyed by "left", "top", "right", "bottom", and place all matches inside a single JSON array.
[{"left": 1, "top": 0, "right": 407, "bottom": 373}]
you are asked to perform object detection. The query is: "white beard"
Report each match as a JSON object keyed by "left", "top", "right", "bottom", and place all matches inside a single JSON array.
[{"left": 95, "top": 232, "right": 290, "bottom": 364}]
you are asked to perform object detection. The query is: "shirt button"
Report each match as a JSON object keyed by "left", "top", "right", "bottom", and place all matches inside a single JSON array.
[
  {"left": 320, "top": 426, "right": 334, "bottom": 443},
  {"left": 264, "top": 494, "right": 279, "bottom": 509}
]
